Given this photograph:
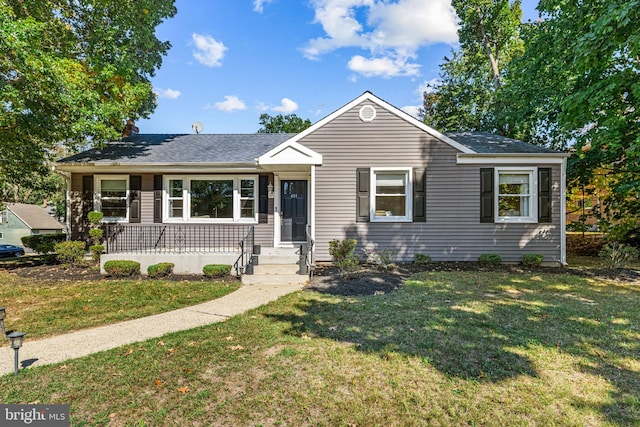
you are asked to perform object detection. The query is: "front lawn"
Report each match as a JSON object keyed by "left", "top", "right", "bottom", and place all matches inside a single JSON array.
[
  {"left": 0, "top": 270, "right": 240, "bottom": 339},
  {"left": 1, "top": 270, "right": 638, "bottom": 425}
]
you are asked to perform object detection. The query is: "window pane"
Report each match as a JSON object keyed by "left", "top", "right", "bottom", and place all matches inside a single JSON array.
[
  {"left": 169, "top": 199, "right": 183, "bottom": 218},
  {"left": 169, "top": 180, "right": 183, "bottom": 197},
  {"left": 101, "top": 199, "right": 127, "bottom": 218},
  {"left": 376, "top": 173, "right": 406, "bottom": 195},
  {"left": 190, "top": 180, "right": 233, "bottom": 218},
  {"left": 240, "top": 199, "right": 255, "bottom": 218},
  {"left": 498, "top": 196, "right": 530, "bottom": 217},
  {"left": 101, "top": 179, "right": 126, "bottom": 197},
  {"left": 499, "top": 174, "right": 529, "bottom": 195},
  {"left": 375, "top": 196, "right": 406, "bottom": 216},
  {"left": 240, "top": 179, "right": 255, "bottom": 198}
]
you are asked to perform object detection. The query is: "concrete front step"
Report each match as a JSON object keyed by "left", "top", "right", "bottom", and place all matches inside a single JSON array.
[
  {"left": 241, "top": 264, "right": 309, "bottom": 286},
  {"left": 257, "top": 247, "right": 300, "bottom": 265}
]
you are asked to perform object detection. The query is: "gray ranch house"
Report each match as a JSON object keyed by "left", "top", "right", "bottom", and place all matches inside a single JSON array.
[{"left": 55, "top": 92, "right": 568, "bottom": 275}]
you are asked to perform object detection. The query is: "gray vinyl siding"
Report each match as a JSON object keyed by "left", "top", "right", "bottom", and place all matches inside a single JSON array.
[
  {"left": 301, "top": 102, "right": 563, "bottom": 263},
  {"left": 69, "top": 173, "right": 274, "bottom": 247}
]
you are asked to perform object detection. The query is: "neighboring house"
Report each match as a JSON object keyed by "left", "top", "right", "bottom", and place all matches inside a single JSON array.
[
  {"left": 55, "top": 92, "right": 568, "bottom": 273},
  {"left": 0, "top": 203, "right": 65, "bottom": 248}
]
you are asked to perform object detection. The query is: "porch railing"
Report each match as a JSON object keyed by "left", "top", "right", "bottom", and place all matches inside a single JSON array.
[
  {"left": 233, "top": 227, "right": 255, "bottom": 276},
  {"left": 104, "top": 224, "right": 254, "bottom": 254}
]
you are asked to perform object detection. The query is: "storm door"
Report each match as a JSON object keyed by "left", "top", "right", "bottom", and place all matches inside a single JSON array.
[{"left": 281, "top": 180, "right": 307, "bottom": 242}]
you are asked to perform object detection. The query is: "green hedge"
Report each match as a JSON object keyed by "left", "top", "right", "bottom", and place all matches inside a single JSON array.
[
  {"left": 413, "top": 253, "right": 431, "bottom": 265},
  {"left": 21, "top": 233, "right": 67, "bottom": 254},
  {"left": 478, "top": 253, "right": 502, "bottom": 265},
  {"left": 203, "top": 264, "right": 232, "bottom": 278},
  {"left": 522, "top": 254, "right": 544, "bottom": 267},
  {"left": 148, "top": 262, "right": 175, "bottom": 278},
  {"left": 104, "top": 260, "right": 140, "bottom": 277}
]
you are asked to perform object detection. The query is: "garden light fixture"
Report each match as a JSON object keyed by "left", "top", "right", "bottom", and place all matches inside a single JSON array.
[{"left": 8, "top": 331, "right": 25, "bottom": 375}]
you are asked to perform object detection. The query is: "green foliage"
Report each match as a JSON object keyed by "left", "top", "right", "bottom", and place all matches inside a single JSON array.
[
  {"left": 414, "top": 254, "right": 432, "bottom": 265},
  {"left": 54, "top": 240, "right": 86, "bottom": 266},
  {"left": 478, "top": 253, "right": 502, "bottom": 265},
  {"left": 203, "top": 264, "right": 232, "bottom": 278},
  {"left": 104, "top": 260, "right": 141, "bottom": 277},
  {"left": 89, "top": 245, "right": 104, "bottom": 263},
  {"left": 521, "top": 254, "right": 544, "bottom": 267},
  {"left": 88, "top": 228, "right": 104, "bottom": 241},
  {"left": 598, "top": 242, "right": 639, "bottom": 269},
  {"left": 328, "top": 239, "right": 360, "bottom": 275},
  {"left": 257, "top": 113, "right": 312, "bottom": 134},
  {"left": 0, "top": 0, "right": 177, "bottom": 191},
  {"left": 362, "top": 247, "right": 394, "bottom": 270},
  {"left": 147, "top": 262, "right": 174, "bottom": 278},
  {"left": 87, "top": 211, "right": 104, "bottom": 225},
  {"left": 21, "top": 233, "right": 66, "bottom": 254}
]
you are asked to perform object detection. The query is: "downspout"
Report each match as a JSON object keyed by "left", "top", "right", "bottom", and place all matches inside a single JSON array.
[
  {"left": 52, "top": 166, "right": 72, "bottom": 239},
  {"left": 310, "top": 165, "right": 316, "bottom": 261},
  {"left": 560, "top": 158, "right": 567, "bottom": 265}
]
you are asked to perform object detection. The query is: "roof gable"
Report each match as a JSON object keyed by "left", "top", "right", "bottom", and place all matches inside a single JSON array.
[
  {"left": 258, "top": 141, "right": 322, "bottom": 165},
  {"left": 7, "top": 203, "right": 64, "bottom": 230}
]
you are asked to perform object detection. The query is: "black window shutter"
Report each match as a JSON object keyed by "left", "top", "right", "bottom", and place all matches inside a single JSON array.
[
  {"left": 153, "top": 175, "right": 163, "bottom": 223},
  {"left": 129, "top": 175, "right": 142, "bottom": 223},
  {"left": 413, "top": 168, "right": 426, "bottom": 222},
  {"left": 259, "top": 175, "right": 268, "bottom": 224},
  {"left": 356, "top": 168, "right": 370, "bottom": 222},
  {"left": 480, "top": 168, "right": 494, "bottom": 223},
  {"left": 538, "top": 168, "right": 552, "bottom": 223},
  {"left": 82, "top": 175, "right": 94, "bottom": 221}
]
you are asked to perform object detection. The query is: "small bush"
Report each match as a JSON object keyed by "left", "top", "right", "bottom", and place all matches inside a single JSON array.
[
  {"left": 522, "top": 253, "right": 544, "bottom": 267},
  {"left": 598, "top": 242, "right": 639, "bottom": 269},
  {"left": 478, "top": 253, "right": 502, "bottom": 265},
  {"left": 87, "top": 211, "right": 104, "bottom": 224},
  {"left": 329, "top": 239, "right": 359, "bottom": 275},
  {"left": 566, "top": 234, "right": 606, "bottom": 256},
  {"left": 104, "top": 260, "right": 141, "bottom": 277},
  {"left": 148, "top": 262, "right": 175, "bottom": 278},
  {"left": 21, "top": 233, "right": 67, "bottom": 254},
  {"left": 414, "top": 253, "right": 431, "bottom": 265},
  {"left": 203, "top": 264, "right": 232, "bottom": 278},
  {"left": 54, "top": 240, "right": 86, "bottom": 266},
  {"left": 362, "top": 247, "right": 395, "bottom": 270},
  {"left": 88, "top": 228, "right": 104, "bottom": 241},
  {"left": 89, "top": 244, "right": 104, "bottom": 263}
]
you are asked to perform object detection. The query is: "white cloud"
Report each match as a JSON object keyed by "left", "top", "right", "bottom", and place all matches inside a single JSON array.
[
  {"left": 303, "top": 0, "right": 458, "bottom": 78},
  {"left": 253, "top": 0, "right": 273, "bottom": 13},
  {"left": 401, "top": 105, "right": 421, "bottom": 118},
  {"left": 213, "top": 95, "right": 247, "bottom": 112},
  {"left": 154, "top": 87, "right": 181, "bottom": 99},
  {"left": 192, "top": 33, "right": 227, "bottom": 67},
  {"left": 272, "top": 98, "right": 299, "bottom": 113}
]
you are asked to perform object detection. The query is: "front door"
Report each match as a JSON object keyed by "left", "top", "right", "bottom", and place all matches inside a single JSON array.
[{"left": 281, "top": 180, "right": 307, "bottom": 242}]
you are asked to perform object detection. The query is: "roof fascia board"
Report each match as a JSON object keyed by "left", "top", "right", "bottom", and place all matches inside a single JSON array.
[
  {"left": 258, "top": 140, "right": 322, "bottom": 165},
  {"left": 286, "top": 91, "right": 476, "bottom": 154},
  {"left": 457, "top": 154, "right": 568, "bottom": 165},
  {"left": 54, "top": 163, "right": 259, "bottom": 173},
  {"left": 6, "top": 207, "right": 32, "bottom": 230}
]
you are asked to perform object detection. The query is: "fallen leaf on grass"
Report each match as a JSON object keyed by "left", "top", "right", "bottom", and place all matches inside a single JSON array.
[
  {"left": 82, "top": 306, "right": 89, "bottom": 312},
  {"left": 188, "top": 341, "right": 196, "bottom": 347},
  {"left": 228, "top": 345, "right": 244, "bottom": 351},
  {"left": 155, "top": 379, "right": 164, "bottom": 388},
  {"left": 122, "top": 348, "right": 134, "bottom": 356},
  {"left": 224, "top": 335, "right": 234, "bottom": 341},
  {"left": 109, "top": 413, "right": 116, "bottom": 419},
  {"left": 177, "top": 386, "right": 190, "bottom": 394},
  {"left": 157, "top": 340, "right": 165, "bottom": 347},
  {"left": 165, "top": 348, "right": 175, "bottom": 357}
]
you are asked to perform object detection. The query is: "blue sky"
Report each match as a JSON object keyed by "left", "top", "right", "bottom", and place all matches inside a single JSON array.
[{"left": 140, "top": 0, "right": 539, "bottom": 135}]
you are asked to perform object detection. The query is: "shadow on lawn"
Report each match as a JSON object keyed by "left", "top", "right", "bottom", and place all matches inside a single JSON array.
[{"left": 267, "top": 272, "right": 640, "bottom": 424}]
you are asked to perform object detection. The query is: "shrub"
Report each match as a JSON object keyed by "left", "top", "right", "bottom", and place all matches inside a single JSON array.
[
  {"left": 522, "top": 253, "right": 544, "bottom": 267},
  {"left": 88, "top": 228, "right": 104, "bottom": 242},
  {"left": 203, "top": 264, "right": 232, "bottom": 278},
  {"left": 54, "top": 240, "right": 86, "bottom": 266},
  {"left": 148, "top": 262, "right": 175, "bottom": 278},
  {"left": 89, "top": 245, "right": 105, "bottom": 262},
  {"left": 87, "top": 211, "right": 104, "bottom": 224},
  {"left": 21, "top": 233, "right": 67, "bottom": 254},
  {"left": 414, "top": 253, "right": 431, "bottom": 265},
  {"left": 329, "top": 239, "right": 359, "bottom": 275},
  {"left": 566, "top": 233, "right": 606, "bottom": 256},
  {"left": 104, "top": 260, "right": 141, "bottom": 277},
  {"left": 478, "top": 253, "right": 502, "bottom": 265},
  {"left": 362, "top": 247, "right": 395, "bottom": 270},
  {"left": 598, "top": 242, "right": 639, "bottom": 269}
]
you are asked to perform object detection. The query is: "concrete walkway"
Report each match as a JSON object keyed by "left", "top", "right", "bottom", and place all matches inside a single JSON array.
[{"left": 0, "top": 282, "right": 304, "bottom": 376}]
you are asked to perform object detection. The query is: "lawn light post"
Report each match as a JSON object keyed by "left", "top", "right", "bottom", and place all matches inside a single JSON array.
[
  {"left": 8, "top": 331, "right": 25, "bottom": 375},
  {"left": 0, "top": 307, "right": 6, "bottom": 338}
]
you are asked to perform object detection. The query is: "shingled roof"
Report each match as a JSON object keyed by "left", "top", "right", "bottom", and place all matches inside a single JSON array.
[
  {"left": 7, "top": 203, "right": 64, "bottom": 230},
  {"left": 58, "top": 133, "right": 297, "bottom": 164},
  {"left": 446, "top": 131, "right": 560, "bottom": 154}
]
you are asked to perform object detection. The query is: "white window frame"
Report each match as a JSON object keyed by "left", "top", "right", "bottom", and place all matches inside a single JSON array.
[
  {"left": 495, "top": 167, "right": 537, "bottom": 223},
  {"left": 163, "top": 175, "right": 258, "bottom": 224},
  {"left": 370, "top": 167, "right": 413, "bottom": 222},
  {"left": 94, "top": 175, "right": 129, "bottom": 222}
]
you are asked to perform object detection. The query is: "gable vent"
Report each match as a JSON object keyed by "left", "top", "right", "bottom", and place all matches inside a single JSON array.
[{"left": 359, "top": 105, "right": 377, "bottom": 122}]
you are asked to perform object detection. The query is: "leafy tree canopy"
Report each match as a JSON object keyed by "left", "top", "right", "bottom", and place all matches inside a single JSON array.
[
  {"left": 0, "top": 0, "right": 176, "bottom": 193},
  {"left": 257, "top": 113, "right": 312, "bottom": 134}
]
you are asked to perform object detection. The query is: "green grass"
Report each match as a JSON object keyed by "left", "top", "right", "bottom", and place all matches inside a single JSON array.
[
  {"left": 0, "top": 271, "right": 240, "bottom": 339},
  {"left": 1, "top": 270, "right": 639, "bottom": 425},
  {"left": 567, "top": 254, "right": 640, "bottom": 269}
]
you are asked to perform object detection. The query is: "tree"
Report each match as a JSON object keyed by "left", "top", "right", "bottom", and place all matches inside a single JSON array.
[
  {"left": 500, "top": 0, "right": 640, "bottom": 233},
  {"left": 421, "top": 0, "right": 523, "bottom": 133},
  {"left": 257, "top": 114, "right": 312, "bottom": 134},
  {"left": 0, "top": 0, "right": 176, "bottom": 193}
]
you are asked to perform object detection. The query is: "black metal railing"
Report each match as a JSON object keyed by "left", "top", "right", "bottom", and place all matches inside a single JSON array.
[
  {"left": 233, "top": 227, "right": 255, "bottom": 276},
  {"left": 104, "top": 224, "right": 254, "bottom": 254}
]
